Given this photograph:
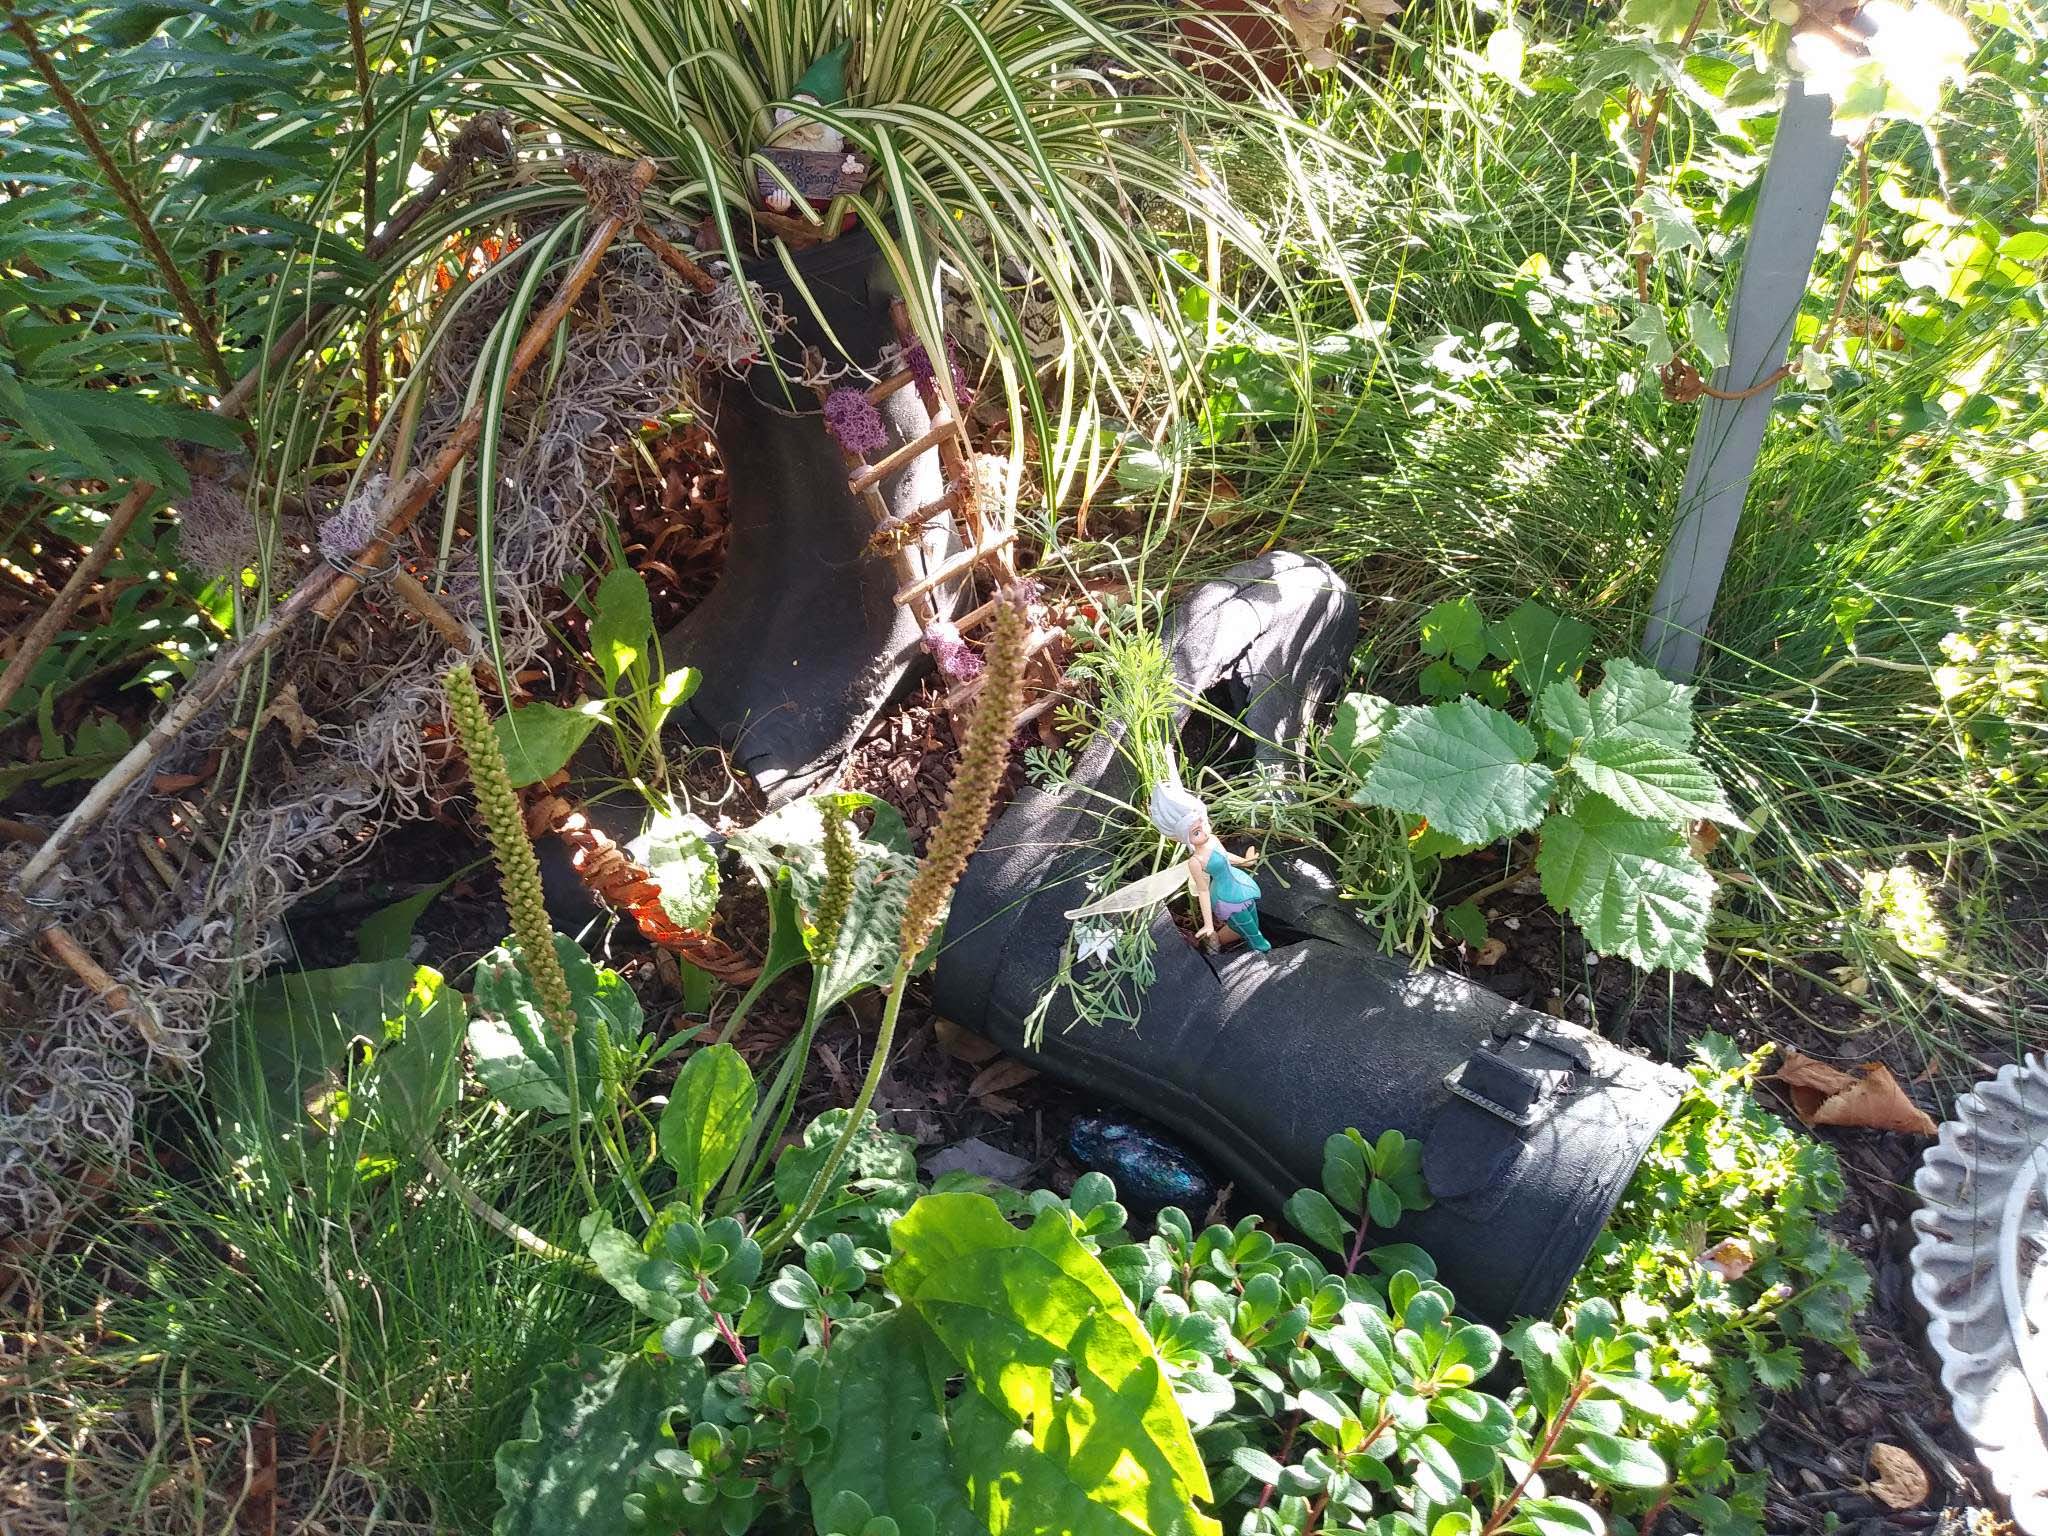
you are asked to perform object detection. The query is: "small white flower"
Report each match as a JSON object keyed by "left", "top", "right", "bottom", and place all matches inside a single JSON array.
[{"left": 1074, "top": 922, "right": 1117, "bottom": 967}]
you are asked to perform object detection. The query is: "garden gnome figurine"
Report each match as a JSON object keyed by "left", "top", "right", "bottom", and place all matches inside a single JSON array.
[
  {"left": 758, "top": 44, "right": 868, "bottom": 212},
  {"left": 1149, "top": 783, "right": 1270, "bottom": 952}
]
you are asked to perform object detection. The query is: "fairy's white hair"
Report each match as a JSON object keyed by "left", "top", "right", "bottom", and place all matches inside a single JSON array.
[{"left": 1148, "top": 783, "right": 1209, "bottom": 845}]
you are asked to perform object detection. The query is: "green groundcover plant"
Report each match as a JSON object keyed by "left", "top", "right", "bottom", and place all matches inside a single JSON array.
[{"left": 1329, "top": 597, "right": 1743, "bottom": 980}]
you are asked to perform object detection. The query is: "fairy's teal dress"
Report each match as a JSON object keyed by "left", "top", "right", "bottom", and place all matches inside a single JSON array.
[{"left": 1203, "top": 846, "right": 1270, "bottom": 952}]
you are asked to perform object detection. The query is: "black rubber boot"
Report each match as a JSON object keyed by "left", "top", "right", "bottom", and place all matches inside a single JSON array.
[
  {"left": 931, "top": 553, "right": 1687, "bottom": 1324},
  {"left": 660, "top": 230, "right": 961, "bottom": 801}
]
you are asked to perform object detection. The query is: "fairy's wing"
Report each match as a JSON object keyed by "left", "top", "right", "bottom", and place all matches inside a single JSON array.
[{"left": 1063, "top": 863, "right": 1191, "bottom": 921}]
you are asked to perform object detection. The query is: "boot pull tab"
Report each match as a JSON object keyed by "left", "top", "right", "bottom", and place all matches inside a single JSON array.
[{"left": 1422, "top": 1022, "right": 1596, "bottom": 1208}]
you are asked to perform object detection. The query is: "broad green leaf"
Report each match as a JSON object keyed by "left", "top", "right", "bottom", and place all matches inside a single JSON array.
[
  {"left": 1535, "top": 801, "right": 1715, "bottom": 979},
  {"left": 1564, "top": 1429, "right": 1669, "bottom": 1489},
  {"left": 1443, "top": 901, "right": 1489, "bottom": 947},
  {"left": 1536, "top": 682, "right": 1595, "bottom": 757},
  {"left": 1418, "top": 660, "right": 1470, "bottom": 700},
  {"left": 1569, "top": 735, "right": 1742, "bottom": 826},
  {"left": 1286, "top": 1188, "right": 1353, "bottom": 1253},
  {"left": 660, "top": 1044, "right": 757, "bottom": 1212},
  {"left": 730, "top": 791, "right": 924, "bottom": 1008},
  {"left": 1623, "top": 0, "right": 1715, "bottom": 40},
  {"left": 494, "top": 701, "right": 600, "bottom": 788},
  {"left": 1419, "top": 597, "right": 1489, "bottom": 669},
  {"left": 1584, "top": 658, "right": 1696, "bottom": 749},
  {"left": 879, "top": 1193, "right": 1219, "bottom": 1536},
  {"left": 1367, "top": 1181, "right": 1404, "bottom": 1231},
  {"left": 587, "top": 1218, "right": 682, "bottom": 1322},
  {"left": 1328, "top": 693, "right": 1398, "bottom": 783},
  {"left": 492, "top": 1347, "right": 694, "bottom": 1536},
  {"left": 1504, "top": 1496, "right": 1606, "bottom": 1536},
  {"left": 1489, "top": 603, "right": 1593, "bottom": 700},
  {"left": 1685, "top": 301, "right": 1729, "bottom": 370},
  {"left": 804, "top": 1309, "right": 990, "bottom": 1536},
  {"left": 588, "top": 566, "right": 654, "bottom": 691},
  {"left": 353, "top": 876, "right": 457, "bottom": 965},
  {"left": 469, "top": 935, "right": 640, "bottom": 1118},
  {"left": 1620, "top": 305, "right": 1674, "bottom": 369},
  {"left": 1322, "top": 1130, "right": 1369, "bottom": 1216},
  {"left": 628, "top": 807, "right": 720, "bottom": 930},
  {"left": 1630, "top": 188, "right": 1702, "bottom": 257},
  {"left": 225, "top": 961, "right": 464, "bottom": 1173},
  {"left": 1362, "top": 700, "right": 1554, "bottom": 847}
]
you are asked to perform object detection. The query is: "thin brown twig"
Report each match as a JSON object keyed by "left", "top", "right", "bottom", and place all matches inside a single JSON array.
[{"left": 3, "top": 6, "right": 234, "bottom": 395}]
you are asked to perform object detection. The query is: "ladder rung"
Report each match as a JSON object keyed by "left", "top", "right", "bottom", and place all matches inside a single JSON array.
[
  {"left": 895, "top": 530, "right": 1016, "bottom": 608},
  {"left": 851, "top": 417, "right": 963, "bottom": 494}
]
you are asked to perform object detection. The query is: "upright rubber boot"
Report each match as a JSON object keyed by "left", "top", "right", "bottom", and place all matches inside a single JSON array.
[
  {"left": 661, "top": 229, "right": 961, "bottom": 800},
  {"left": 931, "top": 553, "right": 1687, "bottom": 1324}
]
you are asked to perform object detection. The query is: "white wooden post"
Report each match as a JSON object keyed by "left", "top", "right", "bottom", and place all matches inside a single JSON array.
[{"left": 1640, "top": 81, "right": 1849, "bottom": 680}]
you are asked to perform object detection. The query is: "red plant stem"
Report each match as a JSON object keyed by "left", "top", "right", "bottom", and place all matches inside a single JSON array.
[
  {"left": 698, "top": 1278, "right": 749, "bottom": 1368},
  {"left": 1344, "top": 1212, "right": 1372, "bottom": 1275},
  {"left": 1254, "top": 1413, "right": 1302, "bottom": 1510},
  {"left": 1479, "top": 1377, "right": 1592, "bottom": 1536}
]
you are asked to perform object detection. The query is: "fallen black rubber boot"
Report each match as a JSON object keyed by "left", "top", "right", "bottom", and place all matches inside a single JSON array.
[
  {"left": 661, "top": 229, "right": 962, "bottom": 801},
  {"left": 931, "top": 553, "right": 1687, "bottom": 1324}
]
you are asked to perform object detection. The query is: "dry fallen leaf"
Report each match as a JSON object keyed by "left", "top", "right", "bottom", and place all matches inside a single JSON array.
[
  {"left": 1699, "top": 1236, "right": 1755, "bottom": 1283},
  {"left": 256, "top": 681, "right": 317, "bottom": 747},
  {"left": 1474, "top": 937, "right": 1508, "bottom": 967},
  {"left": 1866, "top": 1443, "right": 1931, "bottom": 1510},
  {"left": 1773, "top": 1051, "right": 1937, "bottom": 1135},
  {"left": 933, "top": 1016, "right": 1001, "bottom": 1066},
  {"left": 968, "top": 1058, "right": 1039, "bottom": 1099},
  {"left": 1687, "top": 818, "right": 1722, "bottom": 860}
]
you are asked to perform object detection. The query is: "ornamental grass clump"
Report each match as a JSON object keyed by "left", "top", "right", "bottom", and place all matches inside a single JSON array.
[{"left": 768, "top": 586, "right": 1031, "bottom": 1252}]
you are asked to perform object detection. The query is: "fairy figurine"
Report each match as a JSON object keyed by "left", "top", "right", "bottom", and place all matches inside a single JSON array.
[{"left": 1065, "top": 779, "right": 1270, "bottom": 953}]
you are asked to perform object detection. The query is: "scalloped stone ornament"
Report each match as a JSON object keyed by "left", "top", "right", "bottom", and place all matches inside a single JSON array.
[{"left": 1909, "top": 1053, "right": 2048, "bottom": 1533}]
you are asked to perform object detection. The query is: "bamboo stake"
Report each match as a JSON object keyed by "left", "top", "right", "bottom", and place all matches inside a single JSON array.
[
  {"left": 0, "top": 118, "right": 506, "bottom": 718},
  {"left": 9, "top": 161, "right": 655, "bottom": 905},
  {"left": 315, "top": 158, "right": 656, "bottom": 622}
]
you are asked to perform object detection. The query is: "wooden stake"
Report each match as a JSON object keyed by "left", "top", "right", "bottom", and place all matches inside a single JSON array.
[{"left": 943, "top": 625, "right": 1058, "bottom": 709}]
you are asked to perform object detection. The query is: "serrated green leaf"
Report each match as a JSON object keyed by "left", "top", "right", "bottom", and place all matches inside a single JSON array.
[
  {"left": 660, "top": 1044, "right": 757, "bottom": 1213},
  {"left": 1489, "top": 603, "right": 1593, "bottom": 700},
  {"left": 1418, "top": 660, "right": 1470, "bottom": 700},
  {"left": 1536, "top": 682, "right": 1595, "bottom": 757},
  {"left": 1535, "top": 802, "right": 1715, "bottom": 979},
  {"left": 1685, "top": 301, "right": 1730, "bottom": 370},
  {"left": 1443, "top": 900, "right": 1489, "bottom": 947},
  {"left": 1327, "top": 693, "right": 1398, "bottom": 782},
  {"left": 1631, "top": 188, "right": 1703, "bottom": 257},
  {"left": 1419, "top": 597, "right": 1489, "bottom": 669},
  {"left": 1361, "top": 700, "right": 1554, "bottom": 847},
  {"left": 1570, "top": 735, "right": 1742, "bottom": 826},
  {"left": 1585, "top": 658, "right": 1695, "bottom": 749},
  {"left": 813, "top": 1193, "right": 1221, "bottom": 1536}
]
